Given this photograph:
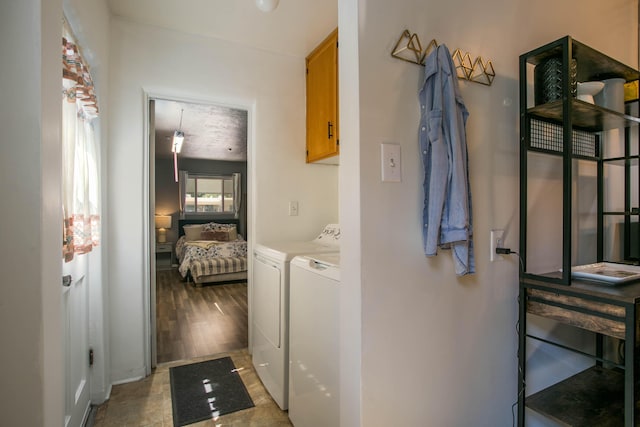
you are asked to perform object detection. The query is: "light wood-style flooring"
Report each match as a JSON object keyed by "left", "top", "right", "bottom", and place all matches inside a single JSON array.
[
  {"left": 92, "top": 348, "right": 292, "bottom": 426},
  {"left": 90, "top": 269, "right": 292, "bottom": 426},
  {"left": 156, "top": 269, "right": 248, "bottom": 363}
]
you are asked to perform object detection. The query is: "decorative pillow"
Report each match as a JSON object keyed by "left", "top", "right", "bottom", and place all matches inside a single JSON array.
[
  {"left": 201, "top": 230, "right": 229, "bottom": 241},
  {"left": 201, "top": 228, "right": 237, "bottom": 241},
  {"left": 226, "top": 227, "right": 238, "bottom": 241},
  {"left": 202, "top": 222, "right": 237, "bottom": 232},
  {"left": 183, "top": 224, "right": 205, "bottom": 241}
]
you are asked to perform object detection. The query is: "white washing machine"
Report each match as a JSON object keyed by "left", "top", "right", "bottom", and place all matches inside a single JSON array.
[
  {"left": 288, "top": 252, "right": 340, "bottom": 427},
  {"left": 252, "top": 224, "right": 340, "bottom": 410}
]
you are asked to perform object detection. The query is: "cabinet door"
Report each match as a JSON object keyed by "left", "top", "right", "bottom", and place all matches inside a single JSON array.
[{"left": 306, "top": 28, "right": 338, "bottom": 163}]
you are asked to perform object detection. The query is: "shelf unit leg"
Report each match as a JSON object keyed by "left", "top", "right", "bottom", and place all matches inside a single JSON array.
[
  {"left": 624, "top": 303, "right": 636, "bottom": 426},
  {"left": 518, "top": 285, "right": 527, "bottom": 426}
]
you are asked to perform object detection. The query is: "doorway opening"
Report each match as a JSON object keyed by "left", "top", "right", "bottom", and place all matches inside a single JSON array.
[{"left": 148, "top": 96, "right": 250, "bottom": 366}]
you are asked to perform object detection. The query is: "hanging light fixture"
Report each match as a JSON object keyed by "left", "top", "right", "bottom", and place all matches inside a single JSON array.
[
  {"left": 172, "top": 108, "right": 184, "bottom": 182},
  {"left": 171, "top": 130, "right": 184, "bottom": 153},
  {"left": 255, "top": 0, "right": 279, "bottom": 12},
  {"left": 172, "top": 109, "right": 185, "bottom": 153}
]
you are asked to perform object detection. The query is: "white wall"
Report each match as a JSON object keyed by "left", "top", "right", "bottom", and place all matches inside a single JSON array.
[
  {"left": 339, "top": 0, "right": 637, "bottom": 426},
  {"left": 337, "top": 1, "right": 362, "bottom": 426},
  {"left": 0, "top": 0, "right": 109, "bottom": 422},
  {"left": 108, "top": 19, "right": 339, "bottom": 382},
  {"left": 0, "top": 1, "right": 62, "bottom": 426}
]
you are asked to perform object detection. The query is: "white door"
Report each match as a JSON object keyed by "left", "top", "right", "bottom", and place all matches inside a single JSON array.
[{"left": 62, "top": 254, "right": 91, "bottom": 427}]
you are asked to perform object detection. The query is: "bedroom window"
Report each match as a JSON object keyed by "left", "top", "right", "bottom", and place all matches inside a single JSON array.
[{"left": 180, "top": 171, "right": 241, "bottom": 217}]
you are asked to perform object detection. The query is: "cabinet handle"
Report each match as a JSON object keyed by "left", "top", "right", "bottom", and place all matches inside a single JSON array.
[
  {"left": 62, "top": 275, "right": 72, "bottom": 287},
  {"left": 328, "top": 121, "right": 333, "bottom": 139}
]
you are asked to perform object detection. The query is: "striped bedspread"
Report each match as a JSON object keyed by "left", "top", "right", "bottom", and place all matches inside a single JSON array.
[
  {"left": 190, "top": 256, "right": 247, "bottom": 280},
  {"left": 177, "top": 237, "right": 247, "bottom": 279}
]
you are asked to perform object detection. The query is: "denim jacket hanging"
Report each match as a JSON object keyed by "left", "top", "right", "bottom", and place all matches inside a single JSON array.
[{"left": 419, "top": 44, "right": 475, "bottom": 276}]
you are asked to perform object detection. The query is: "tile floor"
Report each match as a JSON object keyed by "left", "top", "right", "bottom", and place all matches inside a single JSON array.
[{"left": 91, "top": 348, "right": 292, "bottom": 427}]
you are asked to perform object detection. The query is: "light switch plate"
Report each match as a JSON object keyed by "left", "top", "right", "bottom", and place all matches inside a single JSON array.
[
  {"left": 381, "top": 143, "right": 401, "bottom": 182},
  {"left": 289, "top": 201, "right": 299, "bottom": 216}
]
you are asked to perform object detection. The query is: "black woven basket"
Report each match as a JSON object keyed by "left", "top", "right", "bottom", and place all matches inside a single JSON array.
[{"left": 534, "top": 57, "right": 577, "bottom": 105}]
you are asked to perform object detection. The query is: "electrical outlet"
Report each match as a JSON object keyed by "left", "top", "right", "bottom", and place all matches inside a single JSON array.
[{"left": 490, "top": 229, "right": 505, "bottom": 262}]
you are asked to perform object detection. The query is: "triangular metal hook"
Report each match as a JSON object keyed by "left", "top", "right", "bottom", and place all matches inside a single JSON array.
[
  {"left": 422, "top": 39, "right": 439, "bottom": 63},
  {"left": 451, "top": 49, "right": 473, "bottom": 80},
  {"left": 390, "top": 29, "right": 495, "bottom": 86},
  {"left": 391, "top": 30, "right": 426, "bottom": 65},
  {"left": 469, "top": 56, "right": 495, "bottom": 86}
]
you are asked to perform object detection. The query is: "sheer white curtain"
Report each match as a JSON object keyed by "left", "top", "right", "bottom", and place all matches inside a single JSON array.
[
  {"left": 62, "top": 35, "right": 101, "bottom": 262},
  {"left": 233, "top": 172, "right": 241, "bottom": 218}
]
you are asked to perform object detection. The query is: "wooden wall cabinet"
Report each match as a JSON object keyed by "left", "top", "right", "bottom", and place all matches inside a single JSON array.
[{"left": 306, "top": 28, "right": 339, "bottom": 163}]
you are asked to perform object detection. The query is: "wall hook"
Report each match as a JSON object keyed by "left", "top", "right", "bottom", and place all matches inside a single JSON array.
[{"left": 391, "top": 29, "right": 495, "bottom": 87}]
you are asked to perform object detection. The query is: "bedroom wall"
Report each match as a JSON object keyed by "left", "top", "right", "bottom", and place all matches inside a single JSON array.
[
  {"left": 108, "top": 19, "right": 339, "bottom": 382},
  {"left": 155, "top": 157, "right": 248, "bottom": 241},
  {"left": 339, "top": 0, "right": 637, "bottom": 426}
]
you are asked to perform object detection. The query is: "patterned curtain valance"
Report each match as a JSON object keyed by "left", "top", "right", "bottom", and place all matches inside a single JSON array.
[{"left": 62, "top": 37, "right": 98, "bottom": 119}]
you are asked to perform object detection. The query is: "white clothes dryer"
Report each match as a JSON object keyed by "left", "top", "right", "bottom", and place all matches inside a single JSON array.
[{"left": 252, "top": 224, "right": 340, "bottom": 410}]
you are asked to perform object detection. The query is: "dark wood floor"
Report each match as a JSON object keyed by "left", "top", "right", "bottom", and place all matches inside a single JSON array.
[{"left": 156, "top": 269, "right": 248, "bottom": 364}]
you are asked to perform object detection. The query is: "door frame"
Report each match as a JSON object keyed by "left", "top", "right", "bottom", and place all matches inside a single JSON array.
[{"left": 142, "top": 90, "right": 256, "bottom": 371}]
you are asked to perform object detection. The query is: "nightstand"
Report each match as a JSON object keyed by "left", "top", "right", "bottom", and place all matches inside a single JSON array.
[{"left": 156, "top": 241, "right": 175, "bottom": 270}]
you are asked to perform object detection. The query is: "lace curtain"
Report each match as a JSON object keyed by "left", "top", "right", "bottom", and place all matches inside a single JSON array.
[{"left": 62, "top": 34, "right": 101, "bottom": 262}]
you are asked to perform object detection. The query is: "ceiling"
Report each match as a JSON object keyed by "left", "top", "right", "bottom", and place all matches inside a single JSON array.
[
  {"left": 153, "top": 99, "right": 248, "bottom": 161},
  {"left": 108, "top": 0, "right": 338, "bottom": 162},
  {"left": 108, "top": 0, "right": 338, "bottom": 58}
]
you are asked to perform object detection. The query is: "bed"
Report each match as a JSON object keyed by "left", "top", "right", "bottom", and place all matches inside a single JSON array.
[{"left": 176, "top": 219, "right": 248, "bottom": 286}]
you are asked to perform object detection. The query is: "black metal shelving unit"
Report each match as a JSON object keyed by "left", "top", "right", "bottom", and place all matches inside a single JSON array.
[{"left": 518, "top": 36, "right": 640, "bottom": 426}]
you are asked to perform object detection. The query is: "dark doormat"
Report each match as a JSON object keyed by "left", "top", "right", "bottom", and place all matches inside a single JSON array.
[{"left": 170, "top": 356, "right": 255, "bottom": 426}]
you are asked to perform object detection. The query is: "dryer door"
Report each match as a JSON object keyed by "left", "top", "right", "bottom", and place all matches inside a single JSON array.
[{"left": 253, "top": 254, "right": 282, "bottom": 348}]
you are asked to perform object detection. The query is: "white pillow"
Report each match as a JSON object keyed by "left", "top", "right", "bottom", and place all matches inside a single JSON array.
[{"left": 183, "top": 224, "right": 205, "bottom": 241}]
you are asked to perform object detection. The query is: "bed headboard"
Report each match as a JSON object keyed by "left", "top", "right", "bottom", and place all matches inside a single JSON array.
[{"left": 178, "top": 218, "right": 241, "bottom": 237}]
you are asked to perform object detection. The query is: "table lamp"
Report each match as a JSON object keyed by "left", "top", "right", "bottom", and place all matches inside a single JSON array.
[{"left": 155, "top": 215, "right": 171, "bottom": 243}]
